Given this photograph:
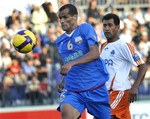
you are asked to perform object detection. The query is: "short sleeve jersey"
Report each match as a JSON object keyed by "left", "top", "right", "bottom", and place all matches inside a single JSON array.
[
  {"left": 100, "top": 39, "right": 145, "bottom": 91},
  {"left": 56, "top": 23, "right": 109, "bottom": 91}
]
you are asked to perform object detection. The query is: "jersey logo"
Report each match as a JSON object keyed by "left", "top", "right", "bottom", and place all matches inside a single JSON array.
[
  {"left": 75, "top": 36, "right": 82, "bottom": 44},
  {"left": 105, "top": 59, "right": 113, "bottom": 66},
  {"left": 133, "top": 53, "right": 140, "bottom": 62},
  {"left": 110, "top": 50, "right": 115, "bottom": 56}
]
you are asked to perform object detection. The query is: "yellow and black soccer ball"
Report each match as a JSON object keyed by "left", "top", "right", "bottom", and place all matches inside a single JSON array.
[{"left": 12, "top": 30, "right": 36, "bottom": 53}]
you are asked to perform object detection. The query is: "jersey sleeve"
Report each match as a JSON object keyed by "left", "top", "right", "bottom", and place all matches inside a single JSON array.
[
  {"left": 120, "top": 42, "right": 145, "bottom": 67},
  {"left": 80, "top": 23, "right": 98, "bottom": 46}
]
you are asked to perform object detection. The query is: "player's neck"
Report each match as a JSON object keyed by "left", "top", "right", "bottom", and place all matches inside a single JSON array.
[
  {"left": 107, "top": 36, "right": 120, "bottom": 43},
  {"left": 66, "top": 24, "right": 78, "bottom": 34}
]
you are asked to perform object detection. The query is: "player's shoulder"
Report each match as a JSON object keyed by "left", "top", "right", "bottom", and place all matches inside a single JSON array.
[
  {"left": 117, "top": 39, "right": 136, "bottom": 53},
  {"left": 56, "top": 33, "right": 66, "bottom": 45},
  {"left": 79, "top": 22, "right": 93, "bottom": 29},
  {"left": 101, "top": 39, "right": 125, "bottom": 48},
  {"left": 78, "top": 22, "right": 95, "bottom": 36},
  {"left": 115, "top": 39, "right": 128, "bottom": 47},
  {"left": 119, "top": 39, "right": 134, "bottom": 48}
]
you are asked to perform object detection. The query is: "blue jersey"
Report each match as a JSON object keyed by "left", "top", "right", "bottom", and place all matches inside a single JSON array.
[{"left": 56, "top": 23, "right": 109, "bottom": 91}]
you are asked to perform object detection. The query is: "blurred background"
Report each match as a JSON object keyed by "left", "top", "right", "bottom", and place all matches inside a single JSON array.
[{"left": 0, "top": 0, "right": 150, "bottom": 119}]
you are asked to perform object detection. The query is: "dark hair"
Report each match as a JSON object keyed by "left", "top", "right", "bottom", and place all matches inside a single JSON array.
[
  {"left": 59, "top": 4, "right": 78, "bottom": 16},
  {"left": 102, "top": 13, "right": 120, "bottom": 25}
]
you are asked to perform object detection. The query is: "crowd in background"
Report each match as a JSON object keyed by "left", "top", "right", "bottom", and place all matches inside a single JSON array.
[{"left": 0, "top": 0, "right": 150, "bottom": 107}]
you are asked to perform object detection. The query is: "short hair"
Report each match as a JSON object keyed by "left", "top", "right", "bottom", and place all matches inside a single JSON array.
[
  {"left": 102, "top": 13, "right": 120, "bottom": 25},
  {"left": 59, "top": 4, "right": 78, "bottom": 16}
]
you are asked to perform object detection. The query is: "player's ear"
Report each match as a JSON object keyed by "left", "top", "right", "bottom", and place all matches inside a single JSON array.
[
  {"left": 117, "top": 25, "right": 120, "bottom": 30},
  {"left": 73, "top": 14, "right": 78, "bottom": 19}
]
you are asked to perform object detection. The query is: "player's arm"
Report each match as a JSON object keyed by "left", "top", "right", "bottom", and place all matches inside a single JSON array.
[
  {"left": 121, "top": 43, "right": 147, "bottom": 103},
  {"left": 57, "top": 77, "right": 65, "bottom": 93},
  {"left": 129, "top": 63, "right": 147, "bottom": 103},
  {"left": 72, "top": 44, "right": 100, "bottom": 65},
  {"left": 60, "top": 44, "right": 100, "bottom": 75}
]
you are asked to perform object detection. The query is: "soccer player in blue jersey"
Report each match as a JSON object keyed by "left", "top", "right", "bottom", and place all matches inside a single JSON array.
[{"left": 56, "top": 4, "right": 111, "bottom": 119}]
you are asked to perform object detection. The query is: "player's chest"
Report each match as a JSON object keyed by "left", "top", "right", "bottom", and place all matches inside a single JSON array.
[
  {"left": 59, "top": 36, "right": 87, "bottom": 52},
  {"left": 100, "top": 45, "right": 122, "bottom": 64}
]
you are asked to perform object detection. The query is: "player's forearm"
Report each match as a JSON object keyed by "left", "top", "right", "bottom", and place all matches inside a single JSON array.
[
  {"left": 71, "top": 45, "right": 100, "bottom": 66},
  {"left": 132, "top": 63, "right": 147, "bottom": 88},
  {"left": 61, "top": 78, "right": 65, "bottom": 84}
]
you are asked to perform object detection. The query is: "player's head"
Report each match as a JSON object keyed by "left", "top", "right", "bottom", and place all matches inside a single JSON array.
[
  {"left": 102, "top": 13, "right": 120, "bottom": 41},
  {"left": 58, "top": 4, "right": 78, "bottom": 33}
]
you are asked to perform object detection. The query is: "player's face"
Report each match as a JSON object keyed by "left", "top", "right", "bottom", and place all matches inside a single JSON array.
[
  {"left": 58, "top": 8, "right": 77, "bottom": 34},
  {"left": 103, "top": 19, "right": 119, "bottom": 41}
]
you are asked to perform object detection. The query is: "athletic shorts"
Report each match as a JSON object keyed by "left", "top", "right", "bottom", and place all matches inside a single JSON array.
[
  {"left": 57, "top": 85, "right": 111, "bottom": 119},
  {"left": 109, "top": 89, "right": 131, "bottom": 119}
]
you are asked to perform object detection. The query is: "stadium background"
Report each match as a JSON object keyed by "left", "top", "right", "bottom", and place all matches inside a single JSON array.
[{"left": 0, "top": 0, "right": 150, "bottom": 119}]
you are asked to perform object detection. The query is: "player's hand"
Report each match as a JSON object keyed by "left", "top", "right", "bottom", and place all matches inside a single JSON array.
[
  {"left": 60, "top": 62, "right": 74, "bottom": 75},
  {"left": 57, "top": 83, "right": 64, "bottom": 93},
  {"left": 128, "top": 87, "right": 138, "bottom": 103}
]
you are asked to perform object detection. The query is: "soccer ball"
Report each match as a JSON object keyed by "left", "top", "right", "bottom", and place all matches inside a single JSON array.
[{"left": 12, "top": 30, "right": 36, "bottom": 53}]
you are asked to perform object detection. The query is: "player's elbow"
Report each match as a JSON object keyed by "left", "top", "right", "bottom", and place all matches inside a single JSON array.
[
  {"left": 139, "top": 63, "right": 147, "bottom": 74},
  {"left": 143, "top": 63, "right": 147, "bottom": 73}
]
